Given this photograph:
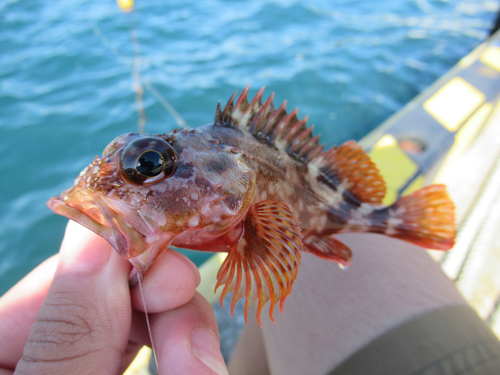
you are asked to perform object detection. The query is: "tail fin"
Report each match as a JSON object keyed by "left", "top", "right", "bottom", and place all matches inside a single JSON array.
[{"left": 386, "top": 184, "right": 455, "bottom": 250}]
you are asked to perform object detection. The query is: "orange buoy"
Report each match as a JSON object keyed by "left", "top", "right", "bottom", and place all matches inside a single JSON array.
[{"left": 117, "top": 0, "right": 133, "bottom": 12}]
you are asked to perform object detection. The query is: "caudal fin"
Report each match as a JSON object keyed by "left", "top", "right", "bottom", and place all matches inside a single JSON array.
[{"left": 387, "top": 184, "right": 455, "bottom": 250}]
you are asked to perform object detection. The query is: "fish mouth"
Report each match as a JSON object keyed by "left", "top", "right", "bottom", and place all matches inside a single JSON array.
[
  {"left": 47, "top": 186, "right": 174, "bottom": 275},
  {"left": 47, "top": 188, "right": 132, "bottom": 259},
  {"left": 47, "top": 185, "right": 175, "bottom": 281}
]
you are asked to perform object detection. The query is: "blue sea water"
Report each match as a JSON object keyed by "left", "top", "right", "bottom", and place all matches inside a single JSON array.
[{"left": 0, "top": 0, "right": 497, "bottom": 294}]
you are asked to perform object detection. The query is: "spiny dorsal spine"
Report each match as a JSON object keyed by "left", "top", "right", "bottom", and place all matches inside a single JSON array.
[
  {"left": 214, "top": 85, "right": 386, "bottom": 205},
  {"left": 215, "top": 85, "right": 324, "bottom": 164}
]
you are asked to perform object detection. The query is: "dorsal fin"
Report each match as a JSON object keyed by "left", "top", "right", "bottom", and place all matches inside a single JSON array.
[
  {"left": 313, "top": 141, "right": 386, "bottom": 205},
  {"left": 215, "top": 85, "right": 386, "bottom": 205},
  {"left": 214, "top": 84, "right": 324, "bottom": 162}
]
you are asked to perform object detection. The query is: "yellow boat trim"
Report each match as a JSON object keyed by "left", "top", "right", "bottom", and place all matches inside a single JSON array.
[
  {"left": 434, "top": 102, "right": 494, "bottom": 184},
  {"left": 480, "top": 46, "right": 500, "bottom": 72},
  {"left": 368, "top": 134, "right": 419, "bottom": 205},
  {"left": 423, "top": 77, "right": 485, "bottom": 132}
]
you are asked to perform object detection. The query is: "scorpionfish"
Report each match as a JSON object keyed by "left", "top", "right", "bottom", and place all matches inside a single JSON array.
[{"left": 47, "top": 86, "right": 455, "bottom": 325}]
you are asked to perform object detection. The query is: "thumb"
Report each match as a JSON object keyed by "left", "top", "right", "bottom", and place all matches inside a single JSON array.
[{"left": 15, "top": 221, "right": 132, "bottom": 375}]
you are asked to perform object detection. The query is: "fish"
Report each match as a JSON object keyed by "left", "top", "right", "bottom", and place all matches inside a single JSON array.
[{"left": 47, "top": 85, "right": 456, "bottom": 326}]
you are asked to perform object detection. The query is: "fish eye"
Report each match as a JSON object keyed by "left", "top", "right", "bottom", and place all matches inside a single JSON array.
[{"left": 119, "top": 137, "right": 178, "bottom": 186}]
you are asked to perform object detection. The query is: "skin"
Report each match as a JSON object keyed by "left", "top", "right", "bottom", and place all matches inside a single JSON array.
[{"left": 0, "top": 221, "right": 229, "bottom": 375}]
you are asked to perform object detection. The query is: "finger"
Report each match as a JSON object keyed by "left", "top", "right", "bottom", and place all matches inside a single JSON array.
[
  {"left": 130, "top": 248, "right": 201, "bottom": 313},
  {"left": 128, "top": 308, "right": 151, "bottom": 348},
  {"left": 15, "top": 221, "right": 132, "bottom": 375},
  {"left": 0, "top": 255, "right": 58, "bottom": 371},
  {"left": 141, "top": 293, "right": 228, "bottom": 375}
]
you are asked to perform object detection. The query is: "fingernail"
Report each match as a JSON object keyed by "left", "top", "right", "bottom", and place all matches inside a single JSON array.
[
  {"left": 59, "top": 220, "right": 112, "bottom": 273},
  {"left": 191, "top": 329, "right": 229, "bottom": 375}
]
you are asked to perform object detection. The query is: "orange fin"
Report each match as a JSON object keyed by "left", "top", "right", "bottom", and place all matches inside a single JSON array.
[
  {"left": 316, "top": 140, "right": 386, "bottom": 205},
  {"left": 388, "top": 184, "right": 455, "bottom": 250},
  {"left": 303, "top": 235, "right": 352, "bottom": 268},
  {"left": 215, "top": 200, "right": 303, "bottom": 326}
]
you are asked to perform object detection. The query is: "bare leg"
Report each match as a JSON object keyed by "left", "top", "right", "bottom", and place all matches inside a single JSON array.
[
  {"left": 229, "top": 233, "right": 467, "bottom": 375},
  {"left": 228, "top": 317, "right": 270, "bottom": 375}
]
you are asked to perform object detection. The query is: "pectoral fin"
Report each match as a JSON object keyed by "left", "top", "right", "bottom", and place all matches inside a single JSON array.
[
  {"left": 215, "top": 200, "right": 303, "bottom": 326},
  {"left": 303, "top": 234, "right": 352, "bottom": 268}
]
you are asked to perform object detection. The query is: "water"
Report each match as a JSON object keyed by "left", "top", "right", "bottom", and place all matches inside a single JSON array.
[{"left": 0, "top": 0, "right": 497, "bottom": 294}]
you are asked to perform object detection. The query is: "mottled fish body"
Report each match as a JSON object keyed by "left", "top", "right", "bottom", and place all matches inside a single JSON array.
[{"left": 48, "top": 86, "right": 455, "bottom": 325}]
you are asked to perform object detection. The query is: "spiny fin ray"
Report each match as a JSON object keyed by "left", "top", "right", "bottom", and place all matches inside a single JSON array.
[
  {"left": 214, "top": 85, "right": 322, "bottom": 163},
  {"left": 215, "top": 200, "right": 303, "bottom": 326}
]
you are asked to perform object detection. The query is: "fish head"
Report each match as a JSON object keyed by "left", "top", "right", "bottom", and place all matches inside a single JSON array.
[{"left": 47, "top": 130, "right": 255, "bottom": 274}]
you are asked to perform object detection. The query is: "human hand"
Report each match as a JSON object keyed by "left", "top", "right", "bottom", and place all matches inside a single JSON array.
[{"left": 0, "top": 220, "right": 229, "bottom": 375}]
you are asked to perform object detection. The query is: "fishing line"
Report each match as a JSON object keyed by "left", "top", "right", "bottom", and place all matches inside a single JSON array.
[
  {"left": 93, "top": 5, "right": 190, "bottom": 132},
  {"left": 137, "top": 272, "right": 159, "bottom": 372},
  {"left": 144, "top": 80, "right": 190, "bottom": 129},
  {"left": 128, "top": 10, "right": 147, "bottom": 134}
]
